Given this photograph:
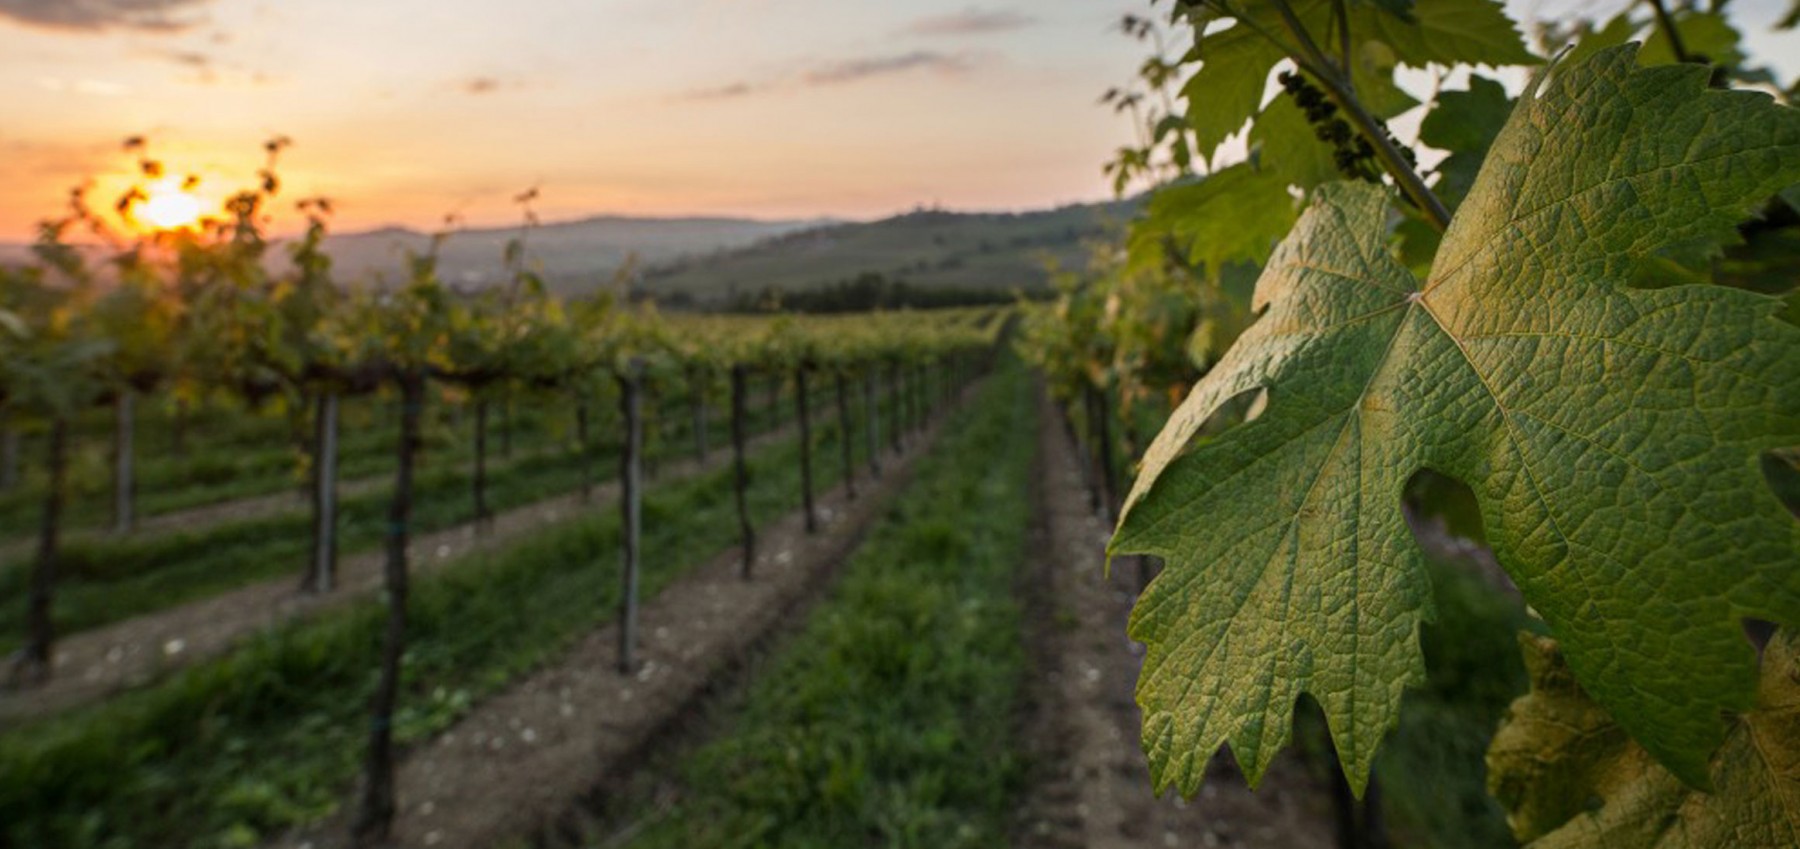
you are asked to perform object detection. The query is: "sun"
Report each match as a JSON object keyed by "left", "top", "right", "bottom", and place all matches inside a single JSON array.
[{"left": 137, "top": 179, "right": 205, "bottom": 231}]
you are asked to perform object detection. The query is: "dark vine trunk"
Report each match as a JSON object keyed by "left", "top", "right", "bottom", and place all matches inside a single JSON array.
[
  {"left": 644, "top": 389, "right": 660, "bottom": 482},
  {"left": 305, "top": 392, "right": 341, "bottom": 594},
  {"left": 473, "top": 400, "right": 490, "bottom": 527},
  {"left": 1080, "top": 388, "right": 1103, "bottom": 514},
  {"left": 692, "top": 387, "right": 709, "bottom": 464},
  {"left": 14, "top": 418, "right": 67, "bottom": 686},
  {"left": 888, "top": 362, "right": 902, "bottom": 455},
  {"left": 0, "top": 409, "right": 19, "bottom": 492},
  {"left": 617, "top": 368, "right": 643, "bottom": 673},
  {"left": 915, "top": 365, "right": 927, "bottom": 431},
  {"left": 171, "top": 397, "right": 189, "bottom": 459},
  {"left": 352, "top": 374, "right": 423, "bottom": 847},
  {"left": 1093, "top": 386, "right": 1118, "bottom": 521},
  {"left": 767, "top": 374, "right": 783, "bottom": 428},
  {"left": 795, "top": 367, "right": 817, "bottom": 534},
  {"left": 731, "top": 365, "right": 754, "bottom": 578},
  {"left": 1325, "top": 748, "right": 1388, "bottom": 849},
  {"left": 576, "top": 400, "right": 593, "bottom": 502},
  {"left": 501, "top": 398, "right": 514, "bottom": 458},
  {"left": 835, "top": 372, "right": 855, "bottom": 500},
  {"left": 112, "top": 390, "right": 135, "bottom": 534},
  {"left": 863, "top": 373, "right": 882, "bottom": 479}
]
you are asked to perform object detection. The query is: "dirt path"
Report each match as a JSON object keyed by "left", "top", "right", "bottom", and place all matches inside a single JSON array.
[
  {"left": 1013, "top": 385, "right": 1336, "bottom": 849},
  {"left": 267, "top": 380, "right": 975, "bottom": 849},
  {"left": 0, "top": 424, "right": 800, "bottom": 726}
]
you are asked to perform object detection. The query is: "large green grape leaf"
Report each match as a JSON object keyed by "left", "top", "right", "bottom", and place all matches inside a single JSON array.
[
  {"left": 1111, "top": 45, "right": 1800, "bottom": 796},
  {"left": 1487, "top": 633, "right": 1800, "bottom": 848}
]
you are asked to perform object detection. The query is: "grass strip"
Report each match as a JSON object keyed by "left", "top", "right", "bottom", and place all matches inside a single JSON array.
[{"left": 616, "top": 357, "right": 1033, "bottom": 849}]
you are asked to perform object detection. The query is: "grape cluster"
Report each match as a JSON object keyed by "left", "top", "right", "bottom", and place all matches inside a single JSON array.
[{"left": 1276, "top": 70, "right": 1416, "bottom": 183}]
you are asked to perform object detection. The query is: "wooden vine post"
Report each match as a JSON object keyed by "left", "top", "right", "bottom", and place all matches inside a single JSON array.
[
  {"left": 354, "top": 370, "right": 425, "bottom": 847},
  {"left": 863, "top": 372, "right": 882, "bottom": 479},
  {"left": 472, "top": 398, "right": 492, "bottom": 528},
  {"left": 835, "top": 371, "right": 856, "bottom": 500},
  {"left": 305, "top": 392, "right": 341, "bottom": 593},
  {"left": 15, "top": 418, "right": 69, "bottom": 686},
  {"left": 616, "top": 360, "right": 645, "bottom": 674},
  {"left": 111, "top": 389, "right": 135, "bottom": 534},
  {"left": 692, "top": 380, "right": 709, "bottom": 464},
  {"left": 795, "top": 364, "right": 817, "bottom": 534},
  {"left": 888, "top": 361, "right": 902, "bottom": 455},
  {"left": 576, "top": 398, "right": 593, "bottom": 502},
  {"left": 731, "top": 364, "right": 754, "bottom": 578}
]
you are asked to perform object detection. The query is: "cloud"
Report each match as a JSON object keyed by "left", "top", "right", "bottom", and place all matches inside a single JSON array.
[
  {"left": 0, "top": 0, "right": 212, "bottom": 32},
  {"left": 460, "top": 76, "right": 526, "bottom": 95},
  {"left": 682, "top": 81, "right": 761, "bottom": 101},
  {"left": 676, "top": 51, "right": 981, "bottom": 103},
  {"left": 906, "top": 9, "right": 1033, "bottom": 37},
  {"left": 157, "top": 49, "right": 210, "bottom": 68},
  {"left": 802, "top": 51, "right": 974, "bottom": 86}
]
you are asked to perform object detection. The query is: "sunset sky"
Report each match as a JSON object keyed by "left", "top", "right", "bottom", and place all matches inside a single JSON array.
[{"left": 0, "top": 0, "right": 1796, "bottom": 240}]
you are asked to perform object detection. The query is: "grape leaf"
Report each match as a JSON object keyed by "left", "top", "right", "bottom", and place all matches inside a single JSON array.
[
  {"left": 1357, "top": 0, "right": 1537, "bottom": 67},
  {"left": 1640, "top": 10, "right": 1745, "bottom": 69},
  {"left": 1487, "top": 632, "right": 1800, "bottom": 848},
  {"left": 1179, "top": 0, "right": 1530, "bottom": 167},
  {"left": 1562, "top": 13, "right": 1638, "bottom": 70},
  {"left": 1180, "top": 25, "right": 1287, "bottom": 166},
  {"left": 1128, "top": 163, "right": 1298, "bottom": 279},
  {"left": 1252, "top": 95, "right": 1341, "bottom": 189},
  {"left": 1418, "top": 73, "right": 1511, "bottom": 207},
  {"left": 1111, "top": 45, "right": 1800, "bottom": 796}
]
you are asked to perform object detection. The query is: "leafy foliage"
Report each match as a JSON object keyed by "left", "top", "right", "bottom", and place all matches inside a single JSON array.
[
  {"left": 1487, "top": 632, "right": 1800, "bottom": 848},
  {"left": 1111, "top": 46, "right": 1800, "bottom": 795}
]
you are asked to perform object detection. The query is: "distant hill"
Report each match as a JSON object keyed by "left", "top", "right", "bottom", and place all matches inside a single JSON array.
[
  {"left": 302, "top": 214, "right": 831, "bottom": 293},
  {"left": 0, "top": 200, "right": 1140, "bottom": 304},
  {"left": 640, "top": 201, "right": 1138, "bottom": 306},
  {"left": 0, "top": 215, "right": 829, "bottom": 290}
]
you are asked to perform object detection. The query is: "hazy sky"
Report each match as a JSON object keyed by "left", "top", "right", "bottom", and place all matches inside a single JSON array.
[{"left": 0, "top": 0, "right": 1795, "bottom": 239}]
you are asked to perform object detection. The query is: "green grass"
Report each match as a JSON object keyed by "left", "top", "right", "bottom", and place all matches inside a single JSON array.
[
  {"left": 0, "top": 384, "right": 834, "bottom": 650},
  {"left": 615, "top": 357, "right": 1034, "bottom": 849},
  {"left": 0, "top": 376, "right": 892, "bottom": 849}
]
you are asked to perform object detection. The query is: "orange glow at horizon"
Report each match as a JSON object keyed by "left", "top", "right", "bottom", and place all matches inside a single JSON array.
[{"left": 134, "top": 178, "right": 206, "bottom": 232}]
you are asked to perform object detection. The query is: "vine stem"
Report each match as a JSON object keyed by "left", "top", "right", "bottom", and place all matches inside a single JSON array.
[
  {"left": 1646, "top": 0, "right": 1694, "bottom": 64},
  {"left": 1268, "top": 0, "right": 1453, "bottom": 231}
]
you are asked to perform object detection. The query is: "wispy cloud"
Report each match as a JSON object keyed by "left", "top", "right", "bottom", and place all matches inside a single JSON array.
[
  {"left": 459, "top": 76, "right": 528, "bottom": 95},
  {"left": 905, "top": 8, "right": 1033, "bottom": 37},
  {"left": 155, "top": 48, "right": 211, "bottom": 68},
  {"left": 682, "top": 81, "right": 762, "bottom": 101},
  {"left": 802, "top": 50, "right": 975, "bottom": 85},
  {"left": 678, "top": 50, "right": 980, "bottom": 103},
  {"left": 0, "top": 0, "right": 212, "bottom": 32}
]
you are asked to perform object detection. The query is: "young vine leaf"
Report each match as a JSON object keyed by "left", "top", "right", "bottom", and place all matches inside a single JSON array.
[
  {"left": 1486, "top": 632, "right": 1800, "bottom": 847},
  {"left": 1416, "top": 73, "right": 1511, "bottom": 208},
  {"left": 1110, "top": 45, "right": 1800, "bottom": 795},
  {"left": 1128, "top": 162, "right": 1297, "bottom": 279},
  {"left": 1179, "top": 0, "right": 1533, "bottom": 168}
]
